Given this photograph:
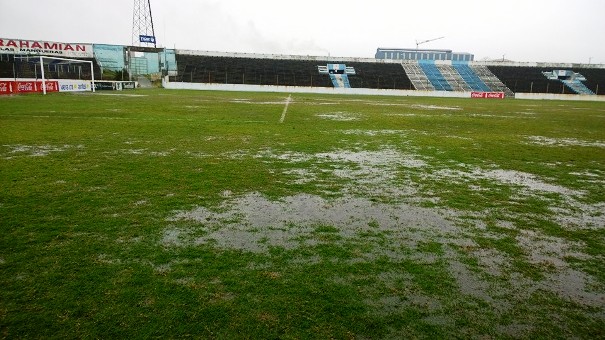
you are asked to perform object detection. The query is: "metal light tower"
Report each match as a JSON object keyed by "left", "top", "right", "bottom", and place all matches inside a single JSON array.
[{"left": 132, "top": 0, "right": 157, "bottom": 47}]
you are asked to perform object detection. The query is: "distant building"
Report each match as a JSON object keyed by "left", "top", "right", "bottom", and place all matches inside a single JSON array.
[{"left": 375, "top": 48, "right": 474, "bottom": 62}]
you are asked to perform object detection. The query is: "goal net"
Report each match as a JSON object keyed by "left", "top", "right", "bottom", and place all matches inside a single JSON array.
[{"left": 35, "top": 56, "right": 96, "bottom": 94}]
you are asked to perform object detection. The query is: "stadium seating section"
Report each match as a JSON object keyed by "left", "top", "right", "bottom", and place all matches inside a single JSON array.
[
  {"left": 171, "top": 55, "right": 415, "bottom": 90},
  {"left": 2, "top": 51, "right": 604, "bottom": 96},
  {"left": 172, "top": 54, "right": 603, "bottom": 96},
  {"left": 488, "top": 66, "right": 605, "bottom": 95}
]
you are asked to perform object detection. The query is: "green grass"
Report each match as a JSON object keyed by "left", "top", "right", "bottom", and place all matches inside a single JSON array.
[{"left": 1, "top": 89, "right": 604, "bottom": 338}]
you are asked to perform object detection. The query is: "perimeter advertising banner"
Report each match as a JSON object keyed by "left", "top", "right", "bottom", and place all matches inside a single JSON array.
[
  {"left": 0, "top": 81, "right": 12, "bottom": 95},
  {"left": 471, "top": 92, "right": 505, "bottom": 99},
  {"left": 58, "top": 80, "right": 92, "bottom": 92},
  {"left": 0, "top": 80, "right": 60, "bottom": 95},
  {"left": 0, "top": 38, "right": 93, "bottom": 58},
  {"left": 14, "top": 81, "right": 38, "bottom": 93}
]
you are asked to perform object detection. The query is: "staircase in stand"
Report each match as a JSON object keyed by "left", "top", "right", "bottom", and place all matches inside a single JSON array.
[
  {"left": 561, "top": 79, "right": 595, "bottom": 95},
  {"left": 418, "top": 60, "right": 452, "bottom": 91},
  {"left": 329, "top": 74, "right": 351, "bottom": 88},
  {"left": 452, "top": 62, "right": 491, "bottom": 92}
]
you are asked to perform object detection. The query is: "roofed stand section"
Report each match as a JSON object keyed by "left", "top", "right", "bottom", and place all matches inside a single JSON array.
[
  {"left": 487, "top": 65, "right": 605, "bottom": 95},
  {"left": 169, "top": 52, "right": 604, "bottom": 97},
  {"left": 172, "top": 54, "right": 413, "bottom": 90}
]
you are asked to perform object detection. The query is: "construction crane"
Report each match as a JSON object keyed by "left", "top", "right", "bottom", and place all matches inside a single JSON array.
[{"left": 415, "top": 36, "right": 445, "bottom": 50}]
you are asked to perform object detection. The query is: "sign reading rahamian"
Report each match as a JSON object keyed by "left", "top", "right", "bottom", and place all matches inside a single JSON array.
[{"left": 0, "top": 38, "right": 93, "bottom": 58}]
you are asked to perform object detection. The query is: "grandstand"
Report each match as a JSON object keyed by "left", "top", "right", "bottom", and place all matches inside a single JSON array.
[
  {"left": 1, "top": 37, "right": 605, "bottom": 98},
  {"left": 487, "top": 64, "right": 604, "bottom": 95},
  {"left": 170, "top": 53, "right": 414, "bottom": 90},
  {"left": 167, "top": 51, "right": 604, "bottom": 98}
]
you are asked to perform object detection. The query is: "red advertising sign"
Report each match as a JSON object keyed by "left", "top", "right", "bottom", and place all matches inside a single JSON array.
[
  {"left": 15, "top": 81, "right": 37, "bottom": 93},
  {"left": 0, "top": 80, "right": 60, "bottom": 95},
  {"left": 39, "top": 81, "right": 59, "bottom": 93},
  {"left": 471, "top": 92, "right": 505, "bottom": 99},
  {"left": 0, "top": 81, "right": 12, "bottom": 95},
  {"left": 486, "top": 92, "right": 505, "bottom": 99}
]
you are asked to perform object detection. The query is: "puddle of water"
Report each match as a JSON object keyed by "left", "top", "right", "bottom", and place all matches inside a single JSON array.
[
  {"left": 552, "top": 202, "right": 605, "bottom": 230},
  {"left": 541, "top": 269, "right": 605, "bottom": 308},
  {"left": 513, "top": 229, "right": 604, "bottom": 307},
  {"left": 411, "top": 104, "right": 461, "bottom": 111},
  {"left": 433, "top": 167, "right": 583, "bottom": 197},
  {"left": 526, "top": 136, "right": 605, "bottom": 148},
  {"left": 448, "top": 259, "right": 494, "bottom": 303},
  {"left": 2, "top": 144, "right": 84, "bottom": 158},
  {"left": 479, "top": 169, "right": 582, "bottom": 196},
  {"left": 161, "top": 188, "right": 605, "bottom": 312},
  {"left": 316, "top": 149, "right": 427, "bottom": 169},
  {"left": 230, "top": 98, "right": 292, "bottom": 105},
  {"left": 340, "top": 129, "right": 408, "bottom": 137},
  {"left": 255, "top": 147, "right": 426, "bottom": 199},
  {"left": 316, "top": 112, "right": 361, "bottom": 121},
  {"left": 166, "top": 192, "right": 458, "bottom": 255}
]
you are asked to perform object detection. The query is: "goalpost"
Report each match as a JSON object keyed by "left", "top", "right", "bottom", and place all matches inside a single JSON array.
[{"left": 38, "top": 55, "right": 96, "bottom": 95}]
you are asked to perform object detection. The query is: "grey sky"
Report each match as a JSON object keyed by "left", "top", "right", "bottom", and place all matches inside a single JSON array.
[{"left": 1, "top": 0, "right": 603, "bottom": 63}]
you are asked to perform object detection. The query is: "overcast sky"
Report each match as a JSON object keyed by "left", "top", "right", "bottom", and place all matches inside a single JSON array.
[{"left": 1, "top": 0, "right": 604, "bottom": 63}]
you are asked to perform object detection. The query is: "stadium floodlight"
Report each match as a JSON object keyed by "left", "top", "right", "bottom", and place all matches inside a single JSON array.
[
  {"left": 132, "top": 0, "right": 157, "bottom": 48},
  {"left": 38, "top": 56, "right": 96, "bottom": 95}
]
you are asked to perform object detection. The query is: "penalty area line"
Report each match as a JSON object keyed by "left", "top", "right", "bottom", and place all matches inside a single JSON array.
[{"left": 279, "top": 94, "right": 292, "bottom": 123}]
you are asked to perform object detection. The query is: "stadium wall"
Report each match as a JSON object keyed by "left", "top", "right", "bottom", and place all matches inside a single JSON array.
[
  {"left": 163, "top": 77, "right": 473, "bottom": 98},
  {"left": 163, "top": 78, "right": 605, "bottom": 102},
  {"left": 515, "top": 93, "right": 605, "bottom": 102}
]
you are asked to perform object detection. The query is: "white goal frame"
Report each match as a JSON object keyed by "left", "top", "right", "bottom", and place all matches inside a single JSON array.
[{"left": 38, "top": 56, "right": 96, "bottom": 95}]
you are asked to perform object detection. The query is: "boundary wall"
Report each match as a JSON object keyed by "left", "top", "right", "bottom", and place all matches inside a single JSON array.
[
  {"left": 0, "top": 78, "right": 91, "bottom": 94},
  {"left": 515, "top": 93, "right": 605, "bottom": 102},
  {"left": 163, "top": 78, "right": 476, "bottom": 99},
  {"left": 163, "top": 78, "right": 605, "bottom": 102},
  {"left": 0, "top": 78, "right": 137, "bottom": 95}
]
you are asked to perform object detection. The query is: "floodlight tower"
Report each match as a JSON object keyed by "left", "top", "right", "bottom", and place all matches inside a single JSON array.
[{"left": 132, "top": 0, "right": 157, "bottom": 47}]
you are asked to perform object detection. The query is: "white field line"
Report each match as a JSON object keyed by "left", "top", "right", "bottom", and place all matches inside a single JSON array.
[{"left": 279, "top": 94, "right": 292, "bottom": 123}]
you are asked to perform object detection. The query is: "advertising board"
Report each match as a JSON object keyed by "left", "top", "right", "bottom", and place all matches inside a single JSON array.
[
  {"left": 58, "top": 80, "right": 92, "bottom": 92},
  {"left": 0, "top": 38, "right": 93, "bottom": 58},
  {"left": 0, "top": 81, "right": 13, "bottom": 95},
  {"left": 0, "top": 80, "right": 59, "bottom": 95},
  {"left": 471, "top": 92, "right": 505, "bottom": 99},
  {"left": 139, "top": 35, "right": 156, "bottom": 44}
]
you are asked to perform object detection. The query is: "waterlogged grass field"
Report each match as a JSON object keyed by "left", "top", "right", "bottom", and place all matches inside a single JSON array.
[{"left": 1, "top": 89, "right": 604, "bottom": 338}]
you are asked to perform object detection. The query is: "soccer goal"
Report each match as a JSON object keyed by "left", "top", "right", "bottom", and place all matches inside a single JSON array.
[{"left": 37, "top": 56, "right": 96, "bottom": 94}]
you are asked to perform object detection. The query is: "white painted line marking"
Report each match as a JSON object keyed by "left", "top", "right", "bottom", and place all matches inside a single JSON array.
[{"left": 279, "top": 94, "right": 292, "bottom": 123}]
